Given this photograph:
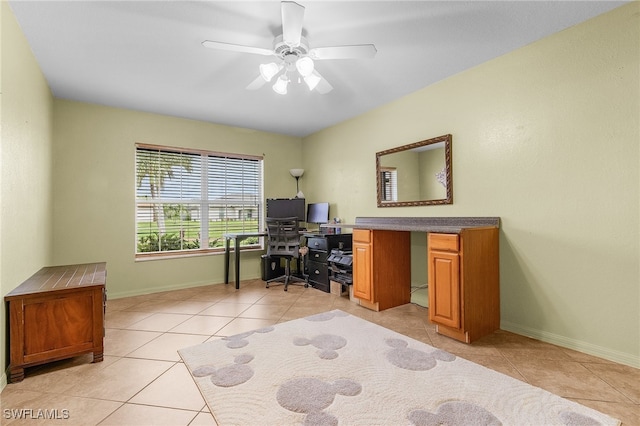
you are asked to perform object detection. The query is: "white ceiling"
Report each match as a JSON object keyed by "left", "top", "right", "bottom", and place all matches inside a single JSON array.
[{"left": 9, "top": 1, "right": 626, "bottom": 137}]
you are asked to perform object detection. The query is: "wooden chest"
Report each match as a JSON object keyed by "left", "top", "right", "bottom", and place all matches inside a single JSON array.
[{"left": 4, "top": 262, "right": 106, "bottom": 382}]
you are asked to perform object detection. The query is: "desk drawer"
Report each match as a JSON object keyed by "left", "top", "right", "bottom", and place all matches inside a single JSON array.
[
  {"left": 309, "top": 249, "right": 327, "bottom": 263},
  {"left": 353, "top": 229, "right": 371, "bottom": 244},
  {"left": 428, "top": 233, "right": 459, "bottom": 252},
  {"left": 308, "top": 260, "right": 328, "bottom": 284},
  {"left": 307, "top": 237, "right": 327, "bottom": 251}
]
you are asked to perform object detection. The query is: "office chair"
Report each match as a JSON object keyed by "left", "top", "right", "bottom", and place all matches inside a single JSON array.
[{"left": 265, "top": 216, "right": 308, "bottom": 291}]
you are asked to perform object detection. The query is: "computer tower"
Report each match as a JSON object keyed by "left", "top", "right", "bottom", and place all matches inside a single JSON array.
[{"left": 261, "top": 255, "right": 285, "bottom": 281}]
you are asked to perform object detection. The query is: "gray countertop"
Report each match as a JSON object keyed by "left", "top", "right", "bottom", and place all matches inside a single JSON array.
[{"left": 321, "top": 217, "right": 500, "bottom": 234}]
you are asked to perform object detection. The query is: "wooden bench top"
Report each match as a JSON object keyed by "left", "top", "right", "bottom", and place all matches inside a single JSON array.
[{"left": 5, "top": 262, "right": 106, "bottom": 300}]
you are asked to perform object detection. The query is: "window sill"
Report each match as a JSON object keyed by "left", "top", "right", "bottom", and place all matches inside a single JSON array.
[{"left": 135, "top": 246, "right": 263, "bottom": 262}]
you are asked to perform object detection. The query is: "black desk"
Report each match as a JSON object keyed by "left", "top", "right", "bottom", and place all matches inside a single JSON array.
[
  {"left": 223, "top": 232, "right": 267, "bottom": 289},
  {"left": 303, "top": 232, "right": 352, "bottom": 293}
]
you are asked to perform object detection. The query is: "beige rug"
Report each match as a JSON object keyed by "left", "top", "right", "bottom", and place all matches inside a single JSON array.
[{"left": 179, "top": 310, "right": 620, "bottom": 426}]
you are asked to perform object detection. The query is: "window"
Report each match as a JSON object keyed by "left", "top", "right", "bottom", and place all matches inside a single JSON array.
[
  {"left": 380, "top": 167, "right": 397, "bottom": 202},
  {"left": 135, "top": 143, "right": 263, "bottom": 258}
]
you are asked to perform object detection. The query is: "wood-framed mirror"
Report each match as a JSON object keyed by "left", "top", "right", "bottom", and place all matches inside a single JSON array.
[{"left": 376, "top": 134, "right": 453, "bottom": 207}]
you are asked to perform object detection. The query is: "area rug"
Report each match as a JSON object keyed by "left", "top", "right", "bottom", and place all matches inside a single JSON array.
[{"left": 179, "top": 310, "right": 620, "bottom": 426}]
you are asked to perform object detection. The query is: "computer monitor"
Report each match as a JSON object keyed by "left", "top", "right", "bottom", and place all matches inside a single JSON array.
[
  {"left": 306, "top": 202, "right": 330, "bottom": 224},
  {"left": 266, "top": 198, "right": 305, "bottom": 222}
]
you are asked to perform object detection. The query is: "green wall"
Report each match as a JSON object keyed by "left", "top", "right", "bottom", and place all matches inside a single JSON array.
[
  {"left": 0, "top": 1, "right": 55, "bottom": 388},
  {"left": 52, "top": 100, "right": 302, "bottom": 298},
  {"left": 301, "top": 3, "right": 639, "bottom": 367}
]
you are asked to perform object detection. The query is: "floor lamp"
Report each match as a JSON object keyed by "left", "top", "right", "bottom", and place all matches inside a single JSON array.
[{"left": 290, "top": 168, "right": 305, "bottom": 198}]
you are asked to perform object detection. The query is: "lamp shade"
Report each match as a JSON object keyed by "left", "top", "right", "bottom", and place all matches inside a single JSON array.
[
  {"left": 295, "top": 57, "right": 314, "bottom": 77},
  {"left": 289, "top": 168, "right": 305, "bottom": 178},
  {"left": 259, "top": 63, "right": 281, "bottom": 82},
  {"left": 273, "top": 75, "right": 289, "bottom": 95}
]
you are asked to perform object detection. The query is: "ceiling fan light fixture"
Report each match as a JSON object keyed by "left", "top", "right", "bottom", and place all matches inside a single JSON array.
[
  {"left": 203, "top": 2, "right": 376, "bottom": 96},
  {"left": 304, "top": 71, "right": 322, "bottom": 91},
  {"left": 259, "top": 62, "right": 281, "bottom": 82},
  {"left": 273, "top": 75, "right": 289, "bottom": 95},
  {"left": 295, "top": 56, "right": 314, "bottom": 77}
]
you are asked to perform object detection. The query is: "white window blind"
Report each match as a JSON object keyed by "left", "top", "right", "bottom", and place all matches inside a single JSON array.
[{"left": 135, "top": 144, "right": 263, "bottom": 258}]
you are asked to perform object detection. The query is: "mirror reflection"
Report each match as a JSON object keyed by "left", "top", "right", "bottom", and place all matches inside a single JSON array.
[{"left": 376, "top": 134, "right": 452, "bottom": 207}]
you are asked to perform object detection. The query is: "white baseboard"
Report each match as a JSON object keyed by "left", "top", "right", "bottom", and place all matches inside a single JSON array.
[
  {"left": 501, "top": 321, "right": 640, "bottom": 369},
  {"left": 106, "top": 279, "right": 236, "bottom": 300}
]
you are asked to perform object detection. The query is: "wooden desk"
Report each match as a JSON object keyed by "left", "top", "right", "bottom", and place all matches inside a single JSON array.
[
  {"left": 326, "top": 217, "right": 500, "bottom": 343},
  {"left": 4, "top": 262, "right": 106, "bottom": 382},
  {"left": 223, "top": 232, "right": 267, "bottom": 290}
]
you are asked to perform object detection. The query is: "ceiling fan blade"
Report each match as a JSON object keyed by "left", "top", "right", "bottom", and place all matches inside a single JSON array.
[
  {"left": 281, "top": 1, "right": 305, "bottom": 47},
  {"left": 246, "top": 75, "right": 267, "bottom": 90},
  {"left": 202, "top": 40, "right": 273, "bottom": 56},
  {"left": 309, "top": 44, "right": 377, "bottom": 60},
  {"left": 313, "top": 71, "right": 333, "bottom": 95}
]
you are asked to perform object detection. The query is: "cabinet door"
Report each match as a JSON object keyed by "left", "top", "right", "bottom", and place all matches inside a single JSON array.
[
  {"left": 352, "top": 242, "right": 372, "bottom": 301},
  {"left": 428, "top": 250, "right": 461, "bottom": 329}
]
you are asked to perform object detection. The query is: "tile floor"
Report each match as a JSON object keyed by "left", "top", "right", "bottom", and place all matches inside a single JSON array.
[{"left": 1, "top": 279, "right": 638, "bottom": 425}]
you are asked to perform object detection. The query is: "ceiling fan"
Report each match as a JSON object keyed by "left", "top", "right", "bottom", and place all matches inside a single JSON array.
[{"left": 202, "top": 1, "right": 377, "bottom": 95}]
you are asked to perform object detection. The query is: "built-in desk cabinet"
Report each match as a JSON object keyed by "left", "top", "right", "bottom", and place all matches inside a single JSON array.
[
  {"left": 428, "top": 229, "right": 499, "bottom": 343},
  {"left": 352, "top": 229, "right": 411, "bottom": 311},
  {"left": 335, "top": 217, "right": 500, "bottom": 343}
]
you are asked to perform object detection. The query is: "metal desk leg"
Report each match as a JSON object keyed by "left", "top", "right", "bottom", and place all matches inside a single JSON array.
[
  {"left": 224, "top": 237, "right": 230, "bottom": 284},
  {"left": 234, "top": 237, "right": 241, "bottom": 290}
]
